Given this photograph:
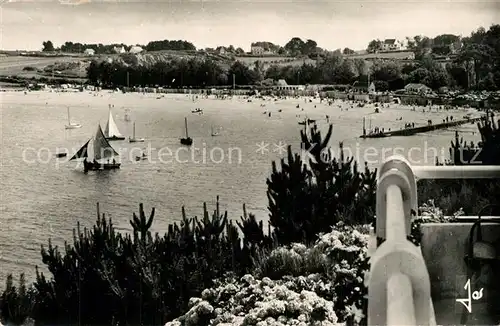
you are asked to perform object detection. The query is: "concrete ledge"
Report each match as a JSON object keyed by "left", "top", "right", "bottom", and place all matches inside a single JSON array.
[{"left": 420, "top": 222, "right": 500, "bottom": 325}]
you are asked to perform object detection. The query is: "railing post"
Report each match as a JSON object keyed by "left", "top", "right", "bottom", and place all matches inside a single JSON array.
[
  {"left": 378, "top": 155, "right": 417, "bottom": 211},
  {"left": 388, "top": 273, "right": 416, "bottom": 325},
  {"left": 369, "top": 161, "right": 434, "bottom": 325},
  {"left": 386, "top": 184, "right": 406, "bottom": 241},
  {"left": 376, "top": 163, "right": 415, "bottom": 240}
]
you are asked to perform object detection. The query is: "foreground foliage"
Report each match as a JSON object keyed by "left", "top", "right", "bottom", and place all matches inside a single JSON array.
[
  {"left": 165, "top": 223, "right": 370, "bottom": 326},
  {"left": 166, "top": 203, "right": 453, "bottom": 326},
  {"left": 1, "top": 110, "right": 497, "bottom": 325},
  {"left": 419, "top": 112, "right": 500, "bottom": 215}
]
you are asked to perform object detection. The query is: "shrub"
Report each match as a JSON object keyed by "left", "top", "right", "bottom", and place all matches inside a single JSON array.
[
  {"left": 1, "top": 199, "right": 273, "bottom": 325},
  {"left": 267, "top": 124, "right": 377, "bottom": 246},
  {"left": 165, "top": 210, "right": 450, "bottom": 326}
]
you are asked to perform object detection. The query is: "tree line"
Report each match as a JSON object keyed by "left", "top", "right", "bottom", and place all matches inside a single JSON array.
[
  {"left": 85, "top": 51, "right": 467, "bottom": 91},
  {"left": 42, "top": 37, "right": 323, "bottom": 57},
  {"left": 42, "top": 40, "right": 196, "bottom": 54}
]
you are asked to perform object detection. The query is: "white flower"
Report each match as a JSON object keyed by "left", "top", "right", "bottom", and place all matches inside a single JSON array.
[
  {"left": 345, "top": 303, "right": 365, "bottom": 324},
  {"left": 201, "top": 288, "right": 212, "bottom": 300},
  {"left": 261, "top": 277, "right": 274, "bottom": 287},
  {"left": 195, "top": 300, "right": 214, "bottom": 314},
  {"left": 164, "top": 321, "right": 181, "bottom": 326},
  {"left": 242, "top": 274, "right": 257, "bottom": 284},
  {"left": 188, "top": 297, "right": 202, "bottom": 308}
]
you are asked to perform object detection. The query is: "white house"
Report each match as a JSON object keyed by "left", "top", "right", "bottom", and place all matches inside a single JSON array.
[
  {"left": 251, "top": 46, "right": 264, "bottom": 55},
  {"left": 353, "top": 81, "right": 376, "bottom": 94},
  {"left": 273, "top": 79, "right": 304, "bottom": 91},
  {"left": 83, "top": 48, "right": 95, "bottom": 56},
  {"left": 129, "top": 46, "right": 143, "bottom": 54},
  {"left": 113, "top": 46, "right": 126, "bottom": 54},
  {"left": 215, "top": 46, "right": 227, "bottom": 55},
  {"left": 381, "top": 39, "right": 401, "bottom": 52},
  {"left": 404, "top": 83, "right": 432, "bottom": 95}
]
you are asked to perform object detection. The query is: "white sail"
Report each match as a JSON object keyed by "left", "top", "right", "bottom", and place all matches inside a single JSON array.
[
  {"left": 104, "top": 109, "right": 123, "bottom": 138},
  {"left": 94, "top": 124, "right": 119, "bottom": 161},
  {"left": 65, "top": 107, "right": 82, "bottom": 129},
  {"left": 70, "top": 139, "right": 90, "bottom": 160}
]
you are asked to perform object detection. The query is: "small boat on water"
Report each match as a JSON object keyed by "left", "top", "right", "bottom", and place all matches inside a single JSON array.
[
  {"left": 191, "top": 108, "right": 203, "bottom": 114},
  {"left": 55, "top": 152, "right": 67, "bottom": 158},
  {"left": 70, "top": 124, "right": 121, "bottom": 173},
  {"left": 104, "top": 108, "right": 125, "bottom": 140},
  {"left": 299, "top": 117, "right": 316, "bottom": 125},
  {"left": 135, "top": 152, "right": 148, "bottom": 161},
  {"left": 211, "top": 125, "right": 219, "bottom": 137},
  {"left": 129, "top": 122, "right": 145, "bottom": 143},
  {"left": 124, "top": 109, "right": 131, "bottom": 122},
  {"left": 180, "top": 117, "right": 193, "bottom": 146},
  {"left": 65, "top": 107, "right": 82, "bottom": 129}
]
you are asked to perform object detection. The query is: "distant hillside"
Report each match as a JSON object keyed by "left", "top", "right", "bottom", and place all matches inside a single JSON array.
[
  {"left": 234, "top": 56, "right": 315, "bottom": 69},
  {"left": 0, "top": 55, "right": 89, "bottom": 80},
  {"left": 95, "top": 51, "right": 308, "bottom": 71},
  {"left": 344, "top": 50, "right": 415, "bottom": 60},
  {"left": 1, "top": 50, "right": 316, "bottom": 83},
  {"left": 95, "top": 50, "right": 234, "bottom": 70}
]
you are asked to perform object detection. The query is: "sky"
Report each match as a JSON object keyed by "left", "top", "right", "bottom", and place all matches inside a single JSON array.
[{"left": 1, "top": 0, "right": 499, "bottom": 52}]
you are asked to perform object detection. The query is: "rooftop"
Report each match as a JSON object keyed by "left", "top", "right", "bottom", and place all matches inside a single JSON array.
[
  {"left": 404, "top": 83, "right": 431, "bottom": 90},
  {"left": 276, "top": 79, "right": 288, "bottom": 86}
]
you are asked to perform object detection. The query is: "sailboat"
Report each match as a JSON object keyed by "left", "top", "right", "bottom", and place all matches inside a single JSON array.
[
  {"left": 180, "top": 117, "right": 193, "bottom": 146},
  {"left": 124, "top": 109, "right": 131, "bottom": 122},
  {"left": 65, "top": 107, "right": 82, "bottom": 129},
  {"left": 211, "top": 125, "right": 219, "bottom": 137},
  {"left": 298, "top": 117, "right": 308, "bottom": 125},
  {"left": 104, "top": 108, "right": 125, "bottom": 140},
  {"left": 129, "top": 122, "right": 145, "bottom": 143},
  {"left": 70, "top": 124, "right": 121, "bottom": 172}
]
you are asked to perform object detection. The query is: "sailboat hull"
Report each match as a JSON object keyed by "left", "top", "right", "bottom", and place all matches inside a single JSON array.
[
  {"left": 129, "top": 138, "right": 145, "bottom": 143},
  {"left": 65, "top": 124, "right": 82, "bottom": 129},
  {"left": 180, "top": 137, "right": 193, "bottom": 146},
  {"left": 106, "top": 136, "right": 126, "bottom": 141},
  {"left": 83, "top": 160, "right": 121, "bottom": 172}
]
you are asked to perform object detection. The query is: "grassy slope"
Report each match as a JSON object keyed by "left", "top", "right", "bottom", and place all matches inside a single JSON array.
[
  {"left": 0, "top": 55, "right": 90, "bottom": 80},
  {"left": 0, "top": 51, "right": 313, "bottom": 82},
  {"left": 344, "top": 51, "right": 414, "bottom": 60}
]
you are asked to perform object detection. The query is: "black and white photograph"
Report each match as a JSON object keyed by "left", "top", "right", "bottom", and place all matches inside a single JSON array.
[{"left": 0, "top": 0, "right": 500, "bottom": 325}]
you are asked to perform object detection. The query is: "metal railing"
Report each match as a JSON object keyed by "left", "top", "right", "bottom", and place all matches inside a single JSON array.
[{"left": 368, "top": 155, "right": 500, "bottom": 325}]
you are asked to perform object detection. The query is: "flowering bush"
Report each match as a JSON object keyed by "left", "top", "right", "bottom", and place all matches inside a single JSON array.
[
  {"left": 409, "top": 199, "right": 464, "bottom": 246},
  {"left": 166, "top": 223, "right": 370, "bottom": 326},
  {"left": 165, "top": 274, "right": 342, "bottom": 326},
  {"left": 165, "top": 201, "right": 463, "bottom": 326}
]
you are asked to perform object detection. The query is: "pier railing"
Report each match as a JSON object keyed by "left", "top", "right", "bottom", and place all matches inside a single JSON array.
[{"left": 368, "top": 155, "right": 500, "bottom": 325}]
